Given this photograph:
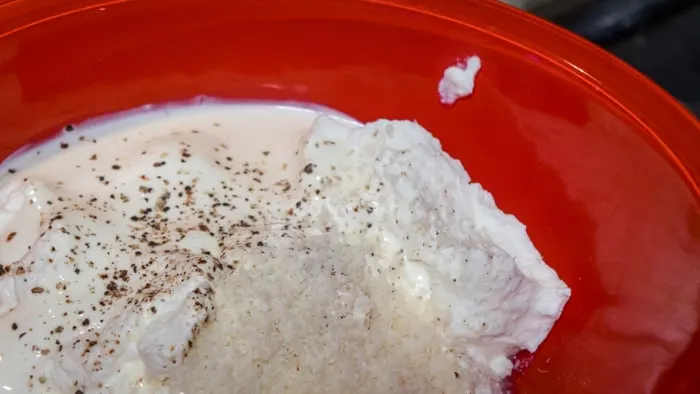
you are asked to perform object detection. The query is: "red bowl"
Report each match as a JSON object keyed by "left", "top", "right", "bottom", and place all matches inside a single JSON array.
[{"left": 1, "top": 0, "right": 699, "bottom": 393}]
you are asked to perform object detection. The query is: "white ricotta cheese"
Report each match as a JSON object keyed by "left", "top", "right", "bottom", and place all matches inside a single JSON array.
[
  {"left": 0, "top": 103, "right": 569, "bottom": 394},
  {"left": 439, "top": 56, "right": 482, "bottom": 105}
]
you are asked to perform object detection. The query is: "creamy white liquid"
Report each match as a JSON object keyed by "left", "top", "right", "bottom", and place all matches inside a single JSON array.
[
  {"left": 0, "top": 103, "right": 356, "bottom": 393},
  {"left": 0, "top": 102, "right": 570, "bottom": 394}
]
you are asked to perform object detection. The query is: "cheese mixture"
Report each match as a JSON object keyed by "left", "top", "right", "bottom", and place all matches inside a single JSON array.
[{"left": 0, "top": 103, "right": 570, "bottom": 394}]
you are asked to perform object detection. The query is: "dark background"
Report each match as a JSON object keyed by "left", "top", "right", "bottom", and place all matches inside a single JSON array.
[{"left": 532, "top": 0, "right": 700, "bottom": 116}]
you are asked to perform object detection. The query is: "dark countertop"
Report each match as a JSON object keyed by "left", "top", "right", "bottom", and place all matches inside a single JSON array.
[
  {"left": 604, "top": 3, "right": 700, "bottom": 116},
  {"left": 533, "top": 0, "right": 700, "bottom": 117}
]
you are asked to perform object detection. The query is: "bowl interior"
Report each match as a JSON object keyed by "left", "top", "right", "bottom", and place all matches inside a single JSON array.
[{"left": 0, "top": 0, "right": 699, "bottom": 393}]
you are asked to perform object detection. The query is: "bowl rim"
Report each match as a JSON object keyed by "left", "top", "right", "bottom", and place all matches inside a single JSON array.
[
  {"left": 1, "top": 0, "right": 699, "bottom": 197},
  {"left": 380, "top": 0, "right": 700, "bottom": 198}
]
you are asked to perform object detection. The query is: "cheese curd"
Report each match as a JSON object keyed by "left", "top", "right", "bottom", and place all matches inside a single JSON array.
[{"left": 0, "top": 103, "right": 569, "bottom": 394}]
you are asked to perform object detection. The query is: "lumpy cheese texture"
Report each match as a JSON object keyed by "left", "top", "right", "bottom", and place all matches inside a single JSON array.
[
  {"left": 0, "top": 103, "right": 570, "bottom": 394},
  {"left": 438, "top": 56, "right": 482, "bottom": 105}
]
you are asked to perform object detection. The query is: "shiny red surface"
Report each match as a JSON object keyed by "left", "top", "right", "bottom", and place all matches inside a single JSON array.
[{"left": 1, "top": 0, "right": 699, "bottom": 393}]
